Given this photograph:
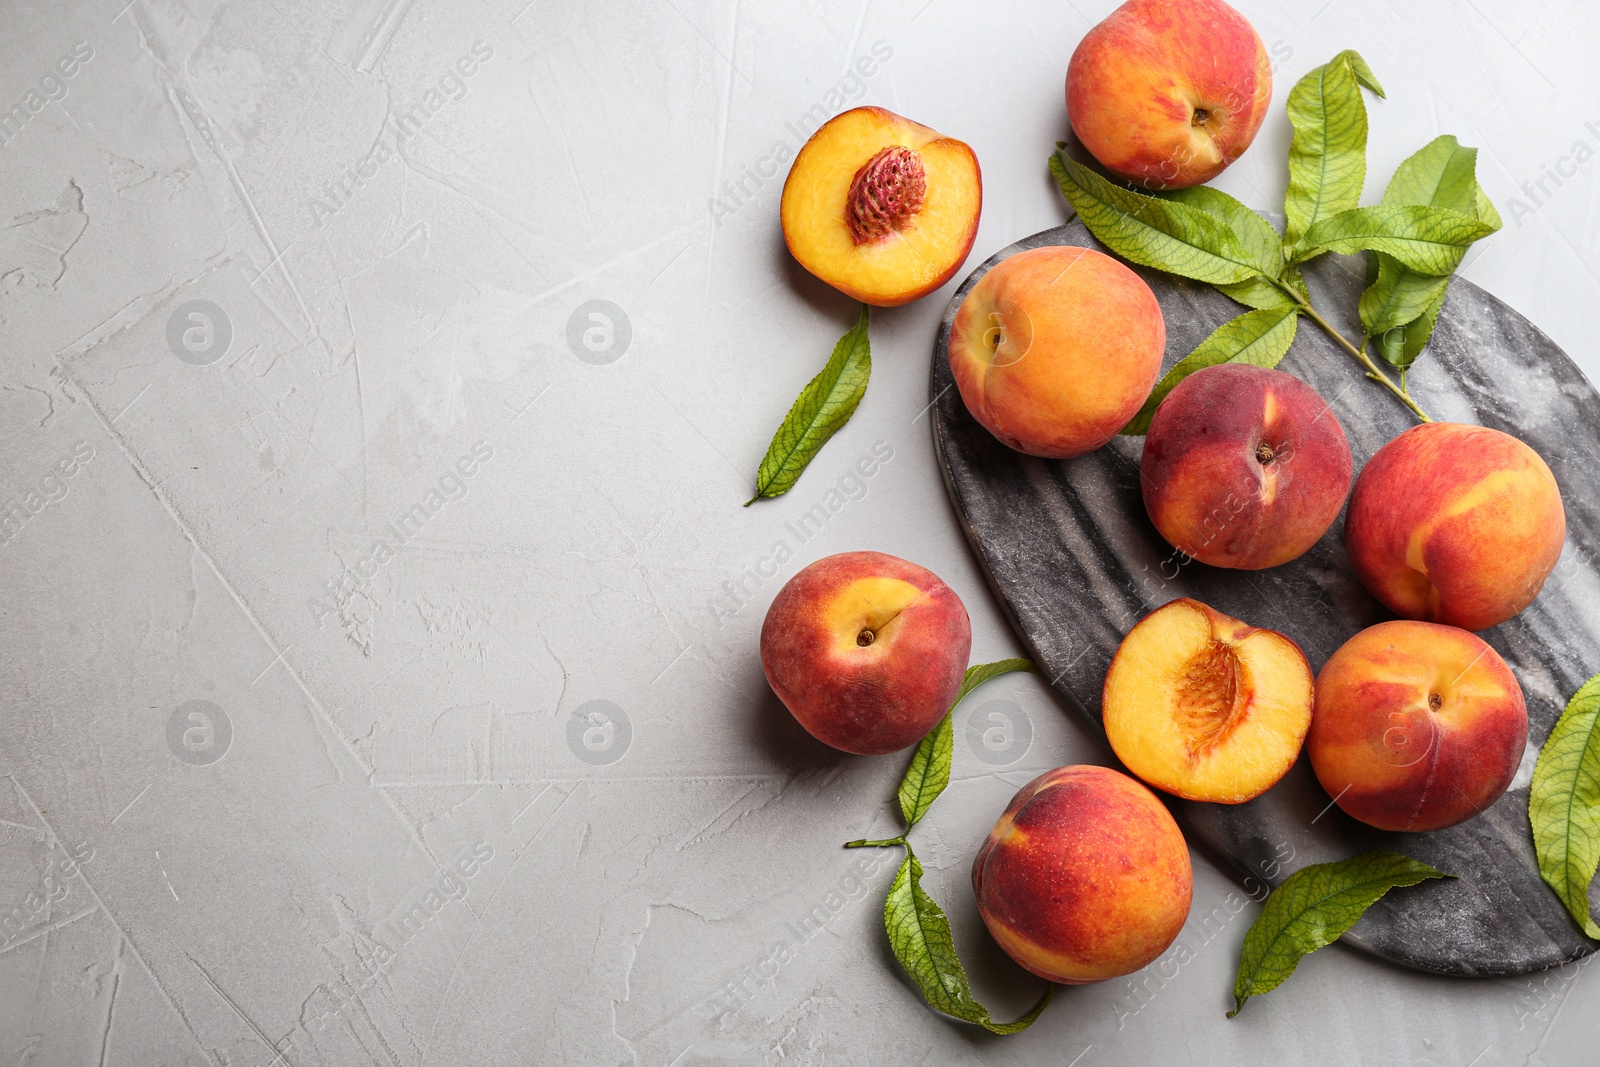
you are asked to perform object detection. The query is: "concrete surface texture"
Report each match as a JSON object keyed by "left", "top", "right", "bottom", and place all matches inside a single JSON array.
[{"left": 0, "top": 1, "right": 1595, "bottom": 1064}]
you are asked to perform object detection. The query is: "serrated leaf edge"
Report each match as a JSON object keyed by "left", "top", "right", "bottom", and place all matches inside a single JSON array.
[
  {"left": 1531, "top": 673, "right": 1600, "bottom": 939},
  {"left": 1229, "top": 851, "right": 1451, "bottom": 1016},
  {"left": 747, "top": 305, "right": 871, "bottom": 503}
]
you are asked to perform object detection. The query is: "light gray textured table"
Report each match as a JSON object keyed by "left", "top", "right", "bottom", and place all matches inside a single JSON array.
[{"left": 1, "top": 2, "right": 1595, "bottom": 1064}]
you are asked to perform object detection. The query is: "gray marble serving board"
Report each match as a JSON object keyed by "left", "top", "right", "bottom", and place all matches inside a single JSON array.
[{"left": 930, "top": 219, "right": 1600, "bottom": 977}]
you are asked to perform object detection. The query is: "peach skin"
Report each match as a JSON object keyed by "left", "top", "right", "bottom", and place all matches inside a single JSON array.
[
  {"left": 948, "top": 245, "right": 1165, "bottom": 459},
  {"left": 1066, "top": 0, "right": 1273, "bottom": 189},
  {"left": 1308, "top": 621, "right": 1528, "bottom": 833},
  {"left": 1344, "top": 422, "right": 1566, "bottom": 631},
  {"left": 1141, "top": 364, "right": 1353, "bottom": 570},
  {"left": 973, "top": 765, "right": 1192, "bottom": 984},
  {"left": 760, "top": 551, "right": 971, "bottom": 755}
]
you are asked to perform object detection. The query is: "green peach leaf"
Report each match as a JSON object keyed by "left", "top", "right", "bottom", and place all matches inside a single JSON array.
[
  {"left": 1230, "top": 850, "right": 1452, "bottom": 1017},
  {"left": 1122, "top": 306, "right": 1299, "bottom": 436},
  {"left": 1049, "top": 149, "right": 1263, "bottom": 285},
  {"left": 1360, "top": 253, "right": 1452, "bottom": 337},
  {"left": 747, "top": 305, "right": 870, "bottom": 503},
  {"left": 1214, "top": 277, "right": 1298, "bottom": 311},
  {"left": 1283, "top": 51, "right": 1379, "bottom": 254},
  {"left": 1156, "top": 185, "right": 1292, "bottom": 310},
  {"left": 885, "top": 850, "right": 1054, "bottom": 1032},
  {"left": 898, "top": 659, "right": 1036, "bottom": 828},
  {"left": 952, "top": 657, "right": 1038, "bottom": 708},
  {"left": 1157, "top": 185, "right": 1286, "bottom": 278},
  {"left": 1371, "top": 280, "right": 1449, "bottom": 372},
  {"left": 1382, "top": 135, "right": 1483, "bottom": 217},
  {"left": 1396, "top": 281, "right": 1450, "bottom": 368},
  {"left": 1475, "top": 182, "right": 1504, "bottom": 231},
  {"left": 1217, "top": 263, "right": 1309, "bottom": 312},
  {"left": 1298, "top": 205, "right": 1495, "bottom": 274},
  {"left": 1531, "top": 672, "right": 1600, "bottom": 939},
  {"left": 1373, "top": 317, "right": 1407, "bottom": 368},
  {"left": 1360, "top": 136, "right": 1500, "bottom": 362},
  {"left": 897, "top": 712, "right": 954, "bottom": 830},
  {"left": 1339, "top": 49, "right": 1386, "bottom": 97}
]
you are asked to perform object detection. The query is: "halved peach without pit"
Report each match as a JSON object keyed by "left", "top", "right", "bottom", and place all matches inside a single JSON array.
[
  {"left": 1102, "top": 598, "right": 1313, "bottom": 804},
  {"left": 780, "top": 106, "right": 982, "bottom": 307}
]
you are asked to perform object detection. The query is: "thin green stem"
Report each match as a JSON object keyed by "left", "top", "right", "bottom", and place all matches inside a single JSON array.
[
  {"left": 845, "top": 836, "right": 907, "bottom": 849},
  {"left": 1267, "top": 277, "right": 1433, "bottom": 423}
]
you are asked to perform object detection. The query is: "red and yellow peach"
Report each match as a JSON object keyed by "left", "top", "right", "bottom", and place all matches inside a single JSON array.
[
  {"left": 1308, "top": 620, "right": 1528, "bottom": 832},
  {"left": 1066, "top": 0, "right": 1273, "bottom": 189},
  {"left": 1141, "top": 364, "right": 1353, "bottom": 570},
  {"left": 760, "top": 551, "right": 971, "bottom": 754},
  {"left": 948, "top": 245, "right": 1165, "bottom": 458},
  {"left": 973, "top": 765, "right": 1193, "bottom": 984},
  {"left": 1344, "top": 422, "right": 1566, "bottom": 631}
]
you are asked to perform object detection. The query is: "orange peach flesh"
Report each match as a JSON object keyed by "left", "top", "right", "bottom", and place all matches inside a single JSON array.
[
  {"left": 1103, "top": 598, "right": 1313, "bottom": 803},
  {"left": 973, "top": 765, "right": 1192, "bottom": 984},
  {"left": 781, "top": 106, "right": 981, "bottom": 307},
  {"left": 947, "top": 245, "right": 1164, "bottom": 458}
]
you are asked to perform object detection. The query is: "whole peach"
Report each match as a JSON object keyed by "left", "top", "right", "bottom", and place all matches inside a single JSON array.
[
  {"left": 948, "top": 245, "right": 1165, "bottom": 459},
  {"left": 1308, "top": 621, "right": 1528, "bottom": 833},
  {"left": 760, "top": 551, "right": 970, "bottom": 755},
  {"left": 1066, "top": 0, "right": 1273, "bottom": 189},
  {"left": 1344, "top": 422, "right": 1566, "bottom": 631},
  {"left": 973, "top": 765, "right": 1193, "bottom": 984},
  {"left": 1141, "top": 364, "right": 1353, "bottom": 570}
]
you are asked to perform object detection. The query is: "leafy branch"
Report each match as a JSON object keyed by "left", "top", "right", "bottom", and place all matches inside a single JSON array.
[
  {"left": 846, "top": 658, "right": 1052, "bottom": 1032},
  {"left": 1049, "top": 50, "right": 1501, "bottom": 429}
]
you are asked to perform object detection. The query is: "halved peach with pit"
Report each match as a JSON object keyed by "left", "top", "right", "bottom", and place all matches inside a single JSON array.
[
  {"left": 780, "top": 106, "right": 982, "bottom": 306},
  {"left": 1102, "top": 598, "right": 1313, "bottom": 804}
]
